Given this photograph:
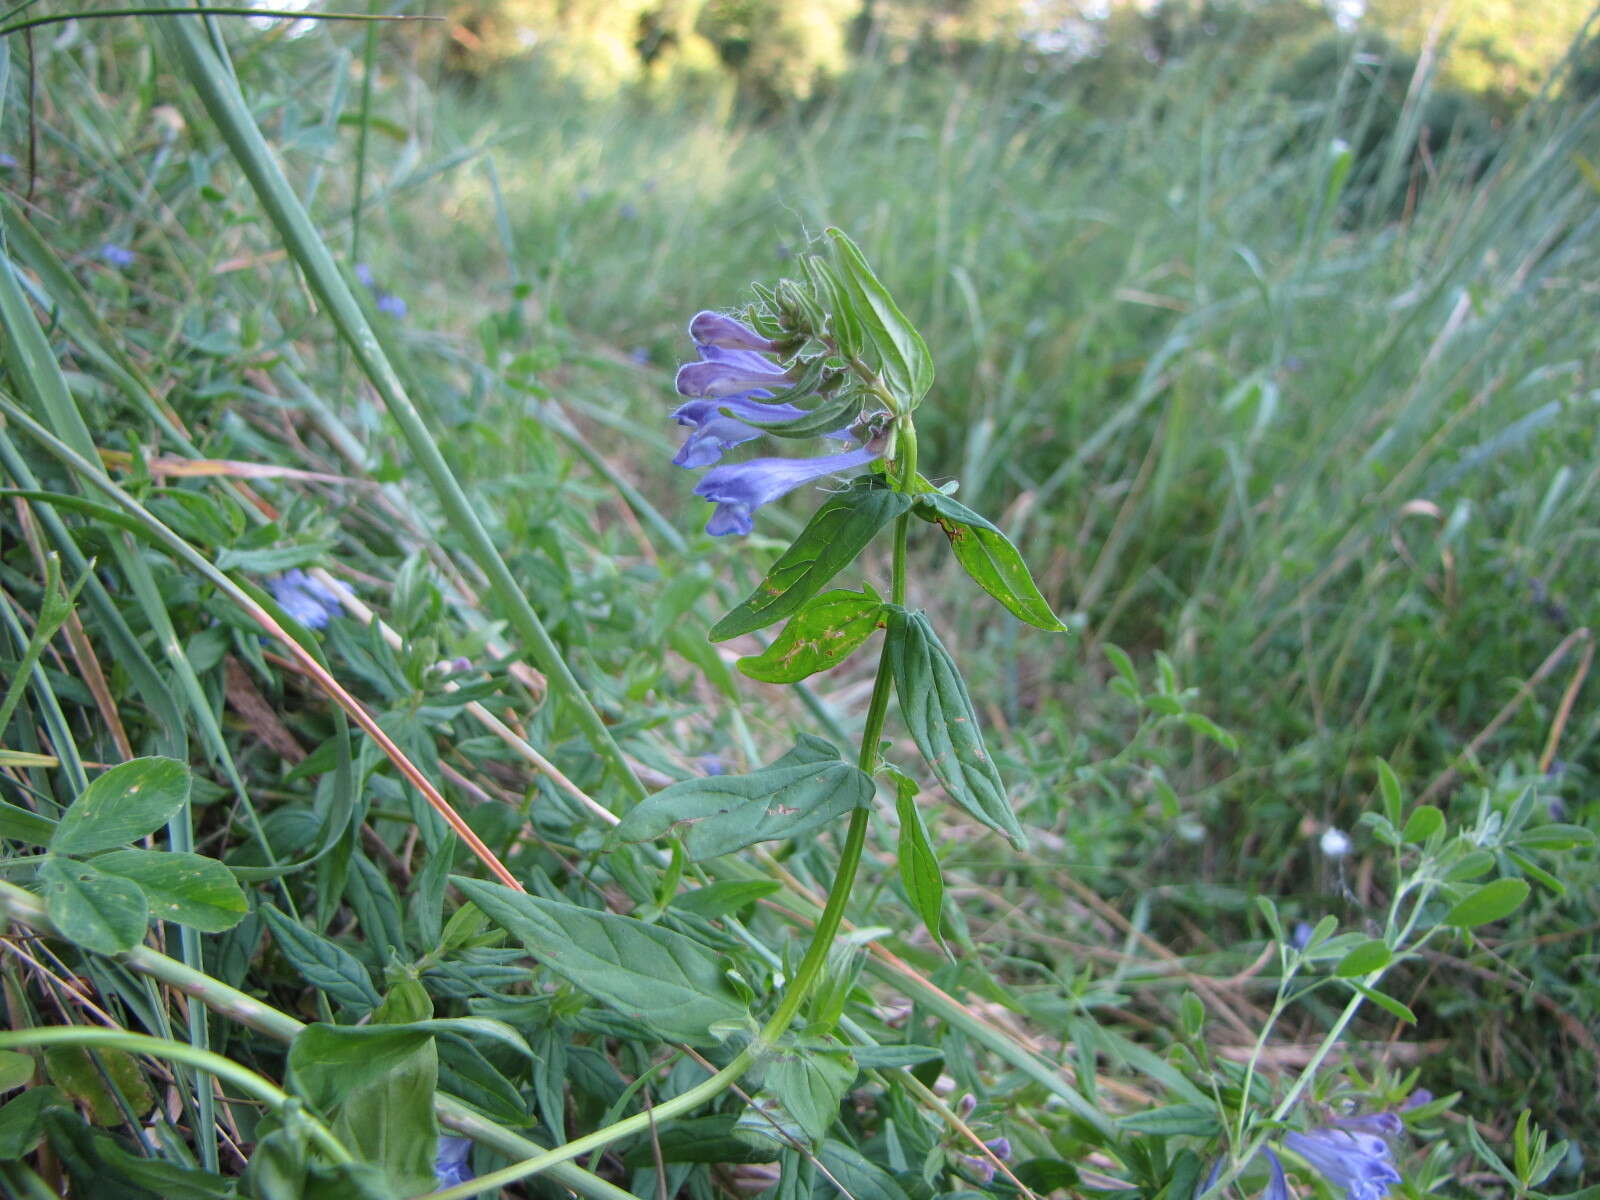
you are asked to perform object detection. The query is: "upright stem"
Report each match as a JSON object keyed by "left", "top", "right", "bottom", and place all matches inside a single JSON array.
[{"left": 429, "top": 419, "right": 924, "bottom": 1200}]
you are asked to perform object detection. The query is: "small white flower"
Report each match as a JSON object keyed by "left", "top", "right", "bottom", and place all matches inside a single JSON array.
[{"left": 1320, "top": 827, "right": 1352, "bottom": 859}]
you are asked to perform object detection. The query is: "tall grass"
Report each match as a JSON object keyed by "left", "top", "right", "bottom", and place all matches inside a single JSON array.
[{"left": 0, "top": 5, "right": 1595, "bottom": 1190}]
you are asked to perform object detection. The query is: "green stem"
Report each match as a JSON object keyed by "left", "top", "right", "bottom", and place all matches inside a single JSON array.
[
  {"left": 429, "top": 421, "right": 926, "bottom": 1198},
  {"left": 0, "top": 1026, "right": 352, "bottom": 1165}
]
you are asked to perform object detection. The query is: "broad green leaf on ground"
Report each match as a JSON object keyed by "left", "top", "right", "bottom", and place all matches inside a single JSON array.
[
  {"left": 288, "top": 1024, "right": 434, "bottom": 1110},
  {"left": 886, "top": 609, "right": 1027, "bottom": 848},
  {"left": 38, "top": 856, "right": 149, "bottom": 953},
  {"left": 613, "top": 734, "right": 874, "bottom": 861},
  {"left": 91, "top": 849, "right": 247, "bottom": 932},
  {"left": 887, "top": 768, "right": 947, "bottom": 954},
  {"left": 260, "top": 904, "right": 380, "bottom": 1010},
  {"left": 0, "top": 1086, "right": 65, "bottom": 1159},
  {"left": 913, "top": 494, "right": 1065, "bottom": 631},
  {"left": 710, "top": 482, "right": 911, "bottom": 641},
  {"left": 826, "top": 228, "right": 934, "bottom": 409},
  {"left": 453, "top": 877, "right": 750, "bottom": 1046},
  {"left": 329, "top": 1040, "right": 439, "bottom": 1197},
  {"left": 738, "top": 589, "right": 886, "bottom": 683},
  {"left": 49, "top": 757, "right": 191, "bottom": 855},
  {"left": 768, "top": 1051, "right": 857, "bottom": 1142},
  {"left": 672, "top": 879, "right": 781, "bottom": 921}
]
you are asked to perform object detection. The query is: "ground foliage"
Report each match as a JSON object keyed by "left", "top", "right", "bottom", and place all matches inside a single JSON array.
[{"left": 0, "top": 3, "right": 1598, "bottom": 1199}]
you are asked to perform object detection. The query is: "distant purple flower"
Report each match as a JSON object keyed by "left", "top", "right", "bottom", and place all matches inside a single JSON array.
[
  {"left": 100, "top": 243, "right": 135, "bottom": 268},
  {"left": 376, "top": 292, "right": 407, "bottom": 318},
  {"left": 675, "top": 346, "right": 794, "bottom": 400},
  {"left": 619, "top": 202, "right": 639, "bottom": 221},
  {"left": 983, "top": 1137, "right": 1012, "bottom": 1162},
  {"left": 694, "top": 446, "right": 878, "bottom": 537},
  {"left": 0, "top": 153, "right": 17, "bottom": 169},
  {"left": 688, "top": 311, "right": 778, "bottom": 353},
  {"left": 268, "top": 569, "right": 344, "bottom": 630},
  {"left": 698, "top": 755, "right": 726, "bottom": 776},
  {"left": 1290, "top": 921, "right": 1315, "bottom": 951},
  {"left": 353, "top": 262, "right": 375, "bottom": 288},
  {"left": 956, "top": 1155, "right": 995, "bottom": 1184},
  {"left": 435, "top": 1136, "right": 474, "bottom": 1187},
  {"left": 1283, "top": 1126, "right": 1401, "bottom": 1200},
  {"left": 1398, "top": 1090, "right": 1432, "bottom": 1112}
]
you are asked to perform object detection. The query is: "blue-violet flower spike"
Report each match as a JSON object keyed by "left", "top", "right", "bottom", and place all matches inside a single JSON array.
[
  {"left": 693, "top": 445, "right": 878, "bottom": 537},
  {"left": 1283, "top": 1127, "right": 1401, "bottom": 1200},
  {"left": 689, "top": 310, "right": 778, "bottom": 353},
  {"left": 671, "top": 395, "right": 854, "bottom": 468},
  {"left": 100, "top": 243, "right": 135, "bottom": 268}
]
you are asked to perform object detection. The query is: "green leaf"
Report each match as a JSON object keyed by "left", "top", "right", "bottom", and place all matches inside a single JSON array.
[
  {"left": 1118, "top": 1103, "right": 1223, "bottom": 1137},
  {"left": 288, "top": 1025, "right": 435, "bottom": 1110},
  {"left": 1444, "top": 848, "right": 1496, "bottom": 881},
  {"left": 260, "top": 904, "right": 380, "bottom": 1010},
  {"left": 768, "top": 1051, "right": 856, "bottom": 1143},
  {"left": 1516, "top": 823, "right": 1597, "bottom": 851},
  {"left": 1349, "top": 981, "right": 1417, "bottom": 1024},
  {"left": 1445, "top": 878, "right": 1531, "bottom": 928},
  {"left": 848, "top": 1045, "right": 942, "bottom": 1069},
  {"left": 620, "top": 1115, "right": 776, "bottom": 1166},
  {"left": 329, "top": 1040, "right": 439, "bottom": 1197},
  {"left": 1375, "top": 758, "right": 1403, "bottom": 827},
  {"left": 826, "top": 228, "right": 934, "bottom": 409},
  {"left": 886, "top": 609, "right": 1026, "bottom": 848},
  {"left": 671, "top": 880, "right": 781, "bottom": 921},
  {"left": 1401, "top": 805, "right": 1445, "bottom": 844},
  {"left": 453, "top": 877, "right": 750, "bottom": 1046},
  {"left": 1334, "top": 938, "right": 1393, "bottom": 978},
  {"left": 50, "top": 757, "right": 191, "bottom": 855},
  {"left": 0, "top": 1051, "right": 34, "bottom": 1091},
  {"left": 710, "top": 483, "right": 911, "bottom": 641},
  {"left": 0, "top": 1086, "right": 66, "bottom": 1159},
  {"left": 737, "top": 590, "right": 886, "bottom": 683},
  {"left": 816, "top": 1139, "right": 912, "bottom": 1200},
  {"left": 0, "top": 798, "right": 55, "bottom": 845},
  {"left": 890, "top": 769, "right": 947, "bottom": 954},
  {"left": 912, "top": 494, "right": 1065, "bottom": 631},
  {"left": 90, "top": 849, "right": 247, "bottom": 932},
  {"left": 38, "top": 856, "right": 149, "bottom": 954},
  {"left": 612, "top": 735, "right": 874, "bottom": 861}
]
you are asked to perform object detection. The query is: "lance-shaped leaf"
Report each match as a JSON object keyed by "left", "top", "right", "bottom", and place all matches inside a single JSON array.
[
  {"left": 886, "top": 609, "right": 1027, "bottom": 848},
  {"left": 710, "top": 481, "right": 911, "bottom": 641},
  {"left": 826, "top": 229, "right": 934, "bottom": 409},
  {"left": 914, "top": 494, "right": 1065, "bottom": 632},
  {"left": 613, "top": 734, "right": 873, "bottom": 861},
  {"left": 886, "top": 768, "right": 947, "bottom": 955},
  {"left": 738, "top": 590, "right": 887, "bottom": 683},
  {"left": 452, "top": 878, "right": 750, "bottom": 1046}
]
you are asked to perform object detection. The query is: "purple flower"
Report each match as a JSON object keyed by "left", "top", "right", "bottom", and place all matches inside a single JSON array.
[
  {"left": 100, "top": 243, "right": 135, "bottom": 268},
  {"left": 694, "top": 446, "right": 879, "bottom": 537},
  {"left": 268, "top": 569, "right": 344, "bottom": 630},
  {"left": 983, "top": 1137, "right": 1012, "bottom": 1162},
  {"left": 434, "top": 1135, "right": 474, "bottom": 1187},
  {"left": 353, "top": 262, "right": 375, "bottom": 288},
  {"left": 1283, "top": 1127, "right": 1401, "bottom": 1200},
  {"left": 0, "top": 153, "right": 18, "bottom": 169},
  {"left": 376, "top": 292, "right": 408, "bottom": 318},
  {"left": 1290, "top": 922, "right": 1315, "bottom": 951},
  {"left": 698, "top": 755, "right": 726, "bottom": 776},
  {"left": 1196, "top": 1151, "right": 1288, "bottom": 1199},
  {"left": 675, "top": 345, "right": 794, "bottom": 399},
  {"left": 688, "top": 311, "right": 778, "bottom": 353}
]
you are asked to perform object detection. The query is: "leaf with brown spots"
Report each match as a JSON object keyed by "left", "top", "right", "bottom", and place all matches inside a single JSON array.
[{"left": 737, "top": 589, "right": 886, "bottom": 683}]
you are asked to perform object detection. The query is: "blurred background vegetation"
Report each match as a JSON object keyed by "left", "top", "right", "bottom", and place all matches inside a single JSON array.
[{"left": 4, "top": 0, "right": 1600, "bottom": 1190}]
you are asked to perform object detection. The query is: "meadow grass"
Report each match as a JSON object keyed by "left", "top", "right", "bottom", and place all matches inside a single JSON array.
[{"left": 0, "top": 7, "right": 1596, "bottom": 1194}]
